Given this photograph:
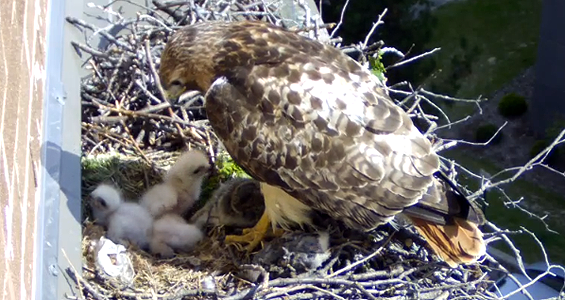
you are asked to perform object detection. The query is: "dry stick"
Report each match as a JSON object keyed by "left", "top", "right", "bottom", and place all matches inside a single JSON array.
[
  {"left": 113, "top": 86, "right": 153, "bottom": 165},
  {"left": 71, "top": 41, "right": 116, "bottom": 61},
  {"left": 144, "top": 39, "right": 195, "bottom": 149},
  {"left": 61, "top": 249, "right": 86, "bottom": 300},
  {"left": 420, "top": 89, "right": 485, "bottom": 103},
  {"left": 152, "top": 0, "right": 185, "bottom": 23},
  {"left": 66, "top": 17, "right": 135, "bottom": 52},
  {"left": 442, "top": 122, "right": 508, "bottom": 147},
  {"left": 261, "top": 277, "right": 379, "bottom": 300},
  {"left": 541, "top": 163, "right": 565, "bottom": 177},
  {"left": 135, "top": 79, "right": 168, "bottom": 104},
  {"left": 386, "top": 47, "right": 441, "bottom": 70},
  {"left": 361, "top": 9, "right": 388, "bottom": 52},
  {"left": 329, "top": 0, "right": 350, "bottom": 39},
  {"left": 120, "top": 121, "right": 153, "bottom": 164},
  {"left": 65, "top": 270, "right": 110, "bottom": 300},
  {"left": 468, "top": 128, "right": 565, "bottom": 199},
  {"left": 144, "top": 39, "right": 167, "bottom": 102},
  {"left": 326, "top": 232, "right": 394, "bottom": 278},
  {"left": 498, "top": 189, "right": 556, "bottom": 233},
  {"left": 113, "top": 288, "right": 217, "bottom": 299},
  {"left": 306, "top": 285, "right": 347, "bottom": 300},
  {"left": 501, "top": 228, "right": 565, "bottom": 300},
  {"left": 62, "top": 247, "right": 113, "bottom": 300},
  {"left": 139, "top": 102, "right": 171, "bottom": 114},
  {"left": 292, "top": 22, "right": 336, "bottom": 34},
  {"left": 84, "top": 122, "right": 136, "bottom": 151},
  {"left": 486, "top": 222, "right": 530, "bottom": 280},
  {"left": 204, "top": 129, "right": 215, "bottom": 165},
  {"left": 263, "top": 284, "right": 346, "bottom": 300},
  {"left": 89, "top": 98, "right": 207, "bottom": 139}
]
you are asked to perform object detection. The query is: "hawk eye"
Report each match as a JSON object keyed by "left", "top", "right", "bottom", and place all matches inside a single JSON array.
[
  {"left": 170, "top": 80, "right": 183, "bottom": 87},
  {"left": 193, "top": 166, "right": 204, "bottom": 174}
]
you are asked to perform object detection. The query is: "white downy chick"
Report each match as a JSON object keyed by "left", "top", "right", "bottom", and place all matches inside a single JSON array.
[
  {"left": 139, "top": 183, "right": 179, "bottom": 218},
  {"left": 150, "top": 213, "right": 204, "bottom": 258},
  {"left": 164, "top": 150, "right": 211, "bottom": 213},
  {"left": 90, "top": 183, "right": 123, "bottom": 226},
  {"left": 140, "top": 150, "right": 210, "bottom": 218},
  {"left": 90, "top": 183, "right": 153, "bottom": 250}
]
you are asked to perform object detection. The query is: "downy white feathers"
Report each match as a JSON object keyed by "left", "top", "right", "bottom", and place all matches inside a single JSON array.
[{"left": 89, "top": 184, "right": 153, "bottom": 250}]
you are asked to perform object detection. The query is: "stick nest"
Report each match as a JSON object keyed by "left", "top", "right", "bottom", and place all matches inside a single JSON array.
[{"left": 68, "top": 1, "right": 540, "bottom": 299}]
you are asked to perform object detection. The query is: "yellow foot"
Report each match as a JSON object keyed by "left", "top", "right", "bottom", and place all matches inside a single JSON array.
[{"left": 225, "top": 210, "right": 271, "bottom": 252}]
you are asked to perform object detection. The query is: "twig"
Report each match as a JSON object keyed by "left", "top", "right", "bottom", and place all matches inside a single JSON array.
[
  {"left": 329, "top": 0, "right": 350, "bottom": 39},
  {"left": 326, "top": 232, "right": 394, "bottom": 278},
  {"left": 65, "top": 269, "right": 109, "bottom": 300},
  {"left": 386, "top": 47, "right": 441, "bottom": 69}
]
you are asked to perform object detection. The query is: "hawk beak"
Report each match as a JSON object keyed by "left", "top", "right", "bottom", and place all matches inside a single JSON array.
[
  {"left": 163, "top": 90, "right": 177, "bottom": 105},
  {"left": 163, "top": 88, "right": 187, "bottom": 106}
]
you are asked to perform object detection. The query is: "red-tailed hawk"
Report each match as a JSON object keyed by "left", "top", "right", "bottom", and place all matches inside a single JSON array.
[{"left": 158, "top": 20, "right": 486, "bottom": 267}]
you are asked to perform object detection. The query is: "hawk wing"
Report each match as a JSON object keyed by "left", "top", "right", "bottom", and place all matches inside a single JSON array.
[{"left": 204, "top": 23, "right": 439, "bottom": 230}]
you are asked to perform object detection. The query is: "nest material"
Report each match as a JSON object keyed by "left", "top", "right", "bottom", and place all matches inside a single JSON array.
[{"left": 71, "top": 1, "right": 511, "bottom": 299}]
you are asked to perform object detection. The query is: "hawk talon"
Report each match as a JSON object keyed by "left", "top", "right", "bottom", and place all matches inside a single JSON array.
[
  {"left": 225, "top": 230, "right": 265, "bottom": 252},
  {"left": 225, "top": 210, "right": 271, "bottom": 252}
]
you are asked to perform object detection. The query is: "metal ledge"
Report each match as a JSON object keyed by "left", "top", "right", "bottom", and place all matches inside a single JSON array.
[{"left": 35, "top": 0, "right": 84, "bottom": 298}]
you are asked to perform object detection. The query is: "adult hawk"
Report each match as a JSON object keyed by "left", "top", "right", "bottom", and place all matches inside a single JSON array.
[{"left": 159, "top": 20, "right": 486, "bottom": 267}]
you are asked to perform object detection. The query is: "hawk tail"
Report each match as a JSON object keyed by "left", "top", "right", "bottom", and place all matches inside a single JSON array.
[
  {"left": 402, "top": 171, "right": 487, "bottom": 267},
  {"left": 407, "top": 215, "right": 485, "bottom": 267}
]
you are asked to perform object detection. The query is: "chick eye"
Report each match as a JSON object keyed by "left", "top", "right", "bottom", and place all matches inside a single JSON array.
[
  {"left": 94, "top": 198, "right": 107, "bottom": 208},
  {"left": 193, "top": 167, "right": 203, "bottom": 174},
  {"left": 170, "top": 80, "right": 183, "bottom": 87}
]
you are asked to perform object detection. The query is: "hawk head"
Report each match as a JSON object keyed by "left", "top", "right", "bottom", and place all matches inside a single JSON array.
[{"left": 159, "top": 22, "right": 233, "bottom": 101}]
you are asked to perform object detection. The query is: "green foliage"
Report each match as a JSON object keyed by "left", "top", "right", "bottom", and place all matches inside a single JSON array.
[
  {"left": 369, "top": 52, "right": 387, "bottom": 83},
  {"left": 497, "top": 93, "right": 528, "bottom": 118},
  {"left": 475, "top": 123, "right": 503, "bottom": 144},
  {"left": 530, "top": 140, "right": 560, "bottom": 166},
  {"left": 200, "top": 153, "right": 250, "bottom": 201}
]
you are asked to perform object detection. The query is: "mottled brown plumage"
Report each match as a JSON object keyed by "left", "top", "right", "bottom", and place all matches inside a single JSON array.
[{"left": 159, "top": 20, "right": 486, "bottom": 267}]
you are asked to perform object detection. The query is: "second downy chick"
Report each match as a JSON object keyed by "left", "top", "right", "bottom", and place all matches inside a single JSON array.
[
  {"left": 190, "top": 178, "right": 265, "bottom": 230},
  {"left": 89, "top": 183, "right": 153, "bottom": 250},
  {"left": 150, "top": 213, "right": 204, "bottom": 258},
  {"left": 140, "top": 150, "right": 211, "bottom": 218}
]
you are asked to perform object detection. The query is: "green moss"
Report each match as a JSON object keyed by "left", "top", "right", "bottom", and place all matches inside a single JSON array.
[
  {"left": 497, "top": 93, "right": 528, "bottom": 118},
  {"left": 81, "top": 154, "right": 164, "bottom": 221},
  {"left": 200, "top": 153, "right": 251, "bottom": 202},
  {"left": 475, "top": 123, "right": 503, "bottom": 144}
]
